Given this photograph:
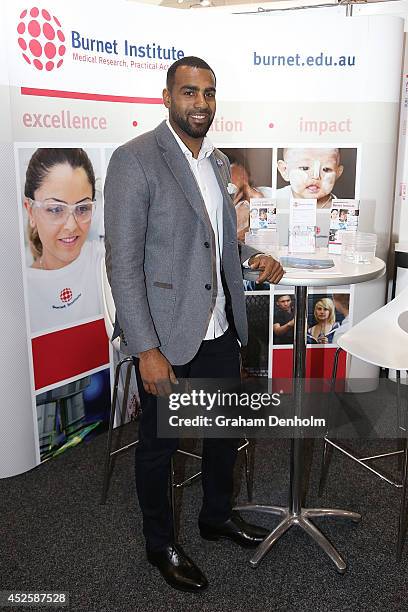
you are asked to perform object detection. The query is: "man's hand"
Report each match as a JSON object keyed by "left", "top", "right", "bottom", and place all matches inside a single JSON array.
[
  {"left": 138, "top": 348, "right": 178, "bottom": 396},
  {"left": 249, "top": 254, "right": 284, "bottom": 285}
]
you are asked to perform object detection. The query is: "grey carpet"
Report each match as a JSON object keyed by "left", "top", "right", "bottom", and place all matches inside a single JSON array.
[{"left": 1, "top": 414, "right": 408, "bottom": 611}]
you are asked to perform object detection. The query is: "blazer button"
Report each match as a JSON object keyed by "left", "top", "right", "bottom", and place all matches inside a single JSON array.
[
  {"left": 204, "top": 241, "right": 210, "bottom": 248},
  {"left": 205, "top": 284, "right": 211, "bottom": 290}
]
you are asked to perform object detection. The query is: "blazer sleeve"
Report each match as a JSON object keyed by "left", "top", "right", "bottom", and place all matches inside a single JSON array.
[
  {"left": 104, "top": 145, "right": 160, "bottom": 355},
  {"left": 239, "top": 241, "right": 263, "bottom": 264}
]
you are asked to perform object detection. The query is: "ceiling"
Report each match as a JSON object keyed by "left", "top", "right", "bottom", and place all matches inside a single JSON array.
[
  {"left": 127, "top": 0, "right": 399, "bottom": 11},
  {"left": 127, "top": 0, "right": 329, "bottom": 12}
]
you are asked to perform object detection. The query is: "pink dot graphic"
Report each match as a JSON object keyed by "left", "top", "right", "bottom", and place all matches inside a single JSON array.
[
  {"left": 43, "top": 22, "right": 55, "bottom": 40},
  {"left": 45, "top": 42, "right": 56, "bottom": 58},
  {"left": 28, "top": 20, "right": 40, "bottom": 37},
  {"left": 29, "top": 39, "right": 42, "bottom": 57},
  {"left": 17, "top": 8, "right": 66, "bottom": 71},
  {"left": 60, "top": 288, "right": 73, "bottom": 303}
]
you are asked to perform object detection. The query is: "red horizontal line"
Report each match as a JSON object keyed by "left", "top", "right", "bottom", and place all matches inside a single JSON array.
[{"left": 21, "top": 87, "right": 163, "bottom": 104}]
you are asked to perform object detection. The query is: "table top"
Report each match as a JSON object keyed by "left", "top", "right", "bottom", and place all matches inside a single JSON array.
[{"left": 244, "top": 248, "right": 386, "bottom": 287}]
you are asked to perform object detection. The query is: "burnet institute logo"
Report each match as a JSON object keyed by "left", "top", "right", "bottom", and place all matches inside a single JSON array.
[
  {"left": 17, "top": 7, "right": 66, "bottom": 71},
  {"left": 59, "top": 288, "right": 73, "bottom": 303}
]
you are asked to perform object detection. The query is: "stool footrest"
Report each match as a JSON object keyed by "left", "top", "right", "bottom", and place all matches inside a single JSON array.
[{"left": 324, "top": 438, "right": 403, "bottom": 488}]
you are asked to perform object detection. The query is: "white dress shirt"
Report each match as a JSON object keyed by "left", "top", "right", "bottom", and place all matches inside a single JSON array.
[{"left": 166, "top": 120, "right": 228, "bottom": 340}]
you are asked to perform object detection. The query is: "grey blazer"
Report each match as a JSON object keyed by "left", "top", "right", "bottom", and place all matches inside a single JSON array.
[{"left": 104, "top": 120, "right": 260, "bottom": 365}]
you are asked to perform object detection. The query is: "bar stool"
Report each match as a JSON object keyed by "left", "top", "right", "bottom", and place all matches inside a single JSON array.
[
  {"left": 319, "top": 285, "right": 408, "bottom": 560},
  {"left": 99, "top": 260, "right": 253, "bottom": 537}
]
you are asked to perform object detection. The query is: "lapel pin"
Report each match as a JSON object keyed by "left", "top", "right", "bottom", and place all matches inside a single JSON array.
[{"left": 216, "top": 158, "right": 224, "bottom": 167}]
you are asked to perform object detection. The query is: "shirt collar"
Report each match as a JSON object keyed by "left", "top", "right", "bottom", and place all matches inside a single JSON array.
[{"left": 166, "top": 119, "right": 214, "bottom": 161}]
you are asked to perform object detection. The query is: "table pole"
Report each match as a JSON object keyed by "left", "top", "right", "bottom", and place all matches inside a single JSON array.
[{"left": 289, "top": 286, "right": 307, "bottom": 516}]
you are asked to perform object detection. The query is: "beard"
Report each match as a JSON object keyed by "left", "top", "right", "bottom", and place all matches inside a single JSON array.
[{"left": 170, "top": 107, "right": 214, "bottom": 139}]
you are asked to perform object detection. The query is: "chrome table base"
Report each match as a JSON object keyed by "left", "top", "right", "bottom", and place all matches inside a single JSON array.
[{"left": 235, "top": 502, "right": 361, "bottom": 572}]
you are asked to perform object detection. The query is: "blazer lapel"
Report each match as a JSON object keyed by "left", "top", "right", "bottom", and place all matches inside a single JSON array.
[
  {"left": 155, "top": 121, "right": 209, "bottom": 227},
  {"left": 209, "top": 152, "right": 236, "bottom": 231}
]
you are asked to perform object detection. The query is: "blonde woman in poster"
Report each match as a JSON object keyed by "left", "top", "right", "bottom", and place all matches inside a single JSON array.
[
  {"left": 307, "top": 297, "right": 340, "bottom": 344},
  {"left": 23, "top": 148, "right": 104, "bottom": 334}
]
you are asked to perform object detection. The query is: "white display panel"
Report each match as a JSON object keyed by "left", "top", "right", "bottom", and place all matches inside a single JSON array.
[{"left": 0, "top": 1, "right": 403, "bottom": 475}]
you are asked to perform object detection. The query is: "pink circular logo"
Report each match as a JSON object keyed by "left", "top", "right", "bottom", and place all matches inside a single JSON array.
[
  {"left": 60, "top": 287, "right": 73, "bottom": 303},
  {"left": 17, "top": 7, "right": 66, "bottom": 71}
]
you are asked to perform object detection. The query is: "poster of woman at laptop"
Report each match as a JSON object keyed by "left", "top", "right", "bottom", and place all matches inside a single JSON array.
[{"left": 275, "top": 147, "right": 358, "bottom": 210}]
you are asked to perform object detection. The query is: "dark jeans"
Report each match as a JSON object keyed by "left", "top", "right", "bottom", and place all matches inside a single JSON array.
[{"left": 134, "top": 327, "right": 240, "bottom": 551}]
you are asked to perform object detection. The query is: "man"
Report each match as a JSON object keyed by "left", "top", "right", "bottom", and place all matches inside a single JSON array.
[
  {"left": 332, "top": 293, "right": 350, "bottom": 344},
  {"left": 273, "top": 295, "right": 295, "bottom": 345},
  {"left": 104, "top": 56, "right": 284, "bottom": 593}
]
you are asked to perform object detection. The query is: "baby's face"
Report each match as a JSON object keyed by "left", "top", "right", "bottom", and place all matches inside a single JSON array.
[{"left": 278, "top": 149, "right": 343, "bottom": 205}]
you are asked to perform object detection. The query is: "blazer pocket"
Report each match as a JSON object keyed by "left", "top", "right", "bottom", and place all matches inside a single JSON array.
[{"left": 153, "top": 281, "right": 173, "bottom": 289}]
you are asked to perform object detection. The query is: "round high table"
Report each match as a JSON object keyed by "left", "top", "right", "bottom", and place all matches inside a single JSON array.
[{"left": 237, "top": 250, "right": 386, "bottom": 572}]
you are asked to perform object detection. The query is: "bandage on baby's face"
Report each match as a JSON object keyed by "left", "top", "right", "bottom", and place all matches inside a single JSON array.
[
  {"left": 283, "top": 148, "right": 341, "bottom": 203},
  {"left": 312, "top": 160, "right": 320, "bottom": 179}
]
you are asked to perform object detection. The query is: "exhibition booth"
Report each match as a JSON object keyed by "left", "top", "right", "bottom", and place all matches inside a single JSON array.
[{"left": 0, "top": 0, "right": 406, "bottom": 487}]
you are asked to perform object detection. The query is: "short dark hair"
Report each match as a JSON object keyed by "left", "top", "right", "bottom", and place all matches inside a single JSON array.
[
  {"left": 332, "top": 294, "right": 349, "bottom": 308},
  {"left": 166, "top": 56, "right": 216, "bottom": 91}
]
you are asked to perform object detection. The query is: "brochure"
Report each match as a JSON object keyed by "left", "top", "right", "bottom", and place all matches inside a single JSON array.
[
  {"left": 280, "top": 257, "right": 335, "bottom": 270},
  {"left": 328, "top": 199, "right": 360, "bottom": 254},
  {"left": 249, "top": 198, "right": 277, "bottom": 230},
  {"left": 288, "top": 198, "right": 317, "bottom": 253}
]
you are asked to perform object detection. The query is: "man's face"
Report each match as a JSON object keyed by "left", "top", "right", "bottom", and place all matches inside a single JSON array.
[
  {"left": 278, "top": 149, "right": 343, "bottom": 205},
  {"left": 277, "top": 296, "right": 292, "bottom": 312},
  {"left": 163, "top": 66, "right": 216, "bottom": 140}
]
